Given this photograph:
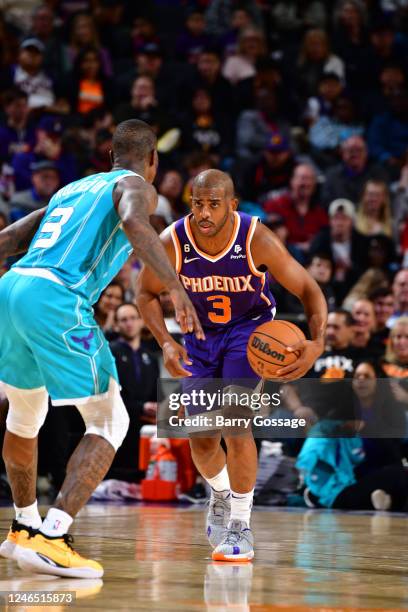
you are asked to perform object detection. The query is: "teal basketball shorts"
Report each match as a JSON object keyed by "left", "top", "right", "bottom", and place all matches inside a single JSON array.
[{"left": 0, "top": 269, "right": 119, "bottom": 404}]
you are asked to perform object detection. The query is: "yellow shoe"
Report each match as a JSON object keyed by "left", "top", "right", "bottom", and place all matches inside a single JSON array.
[
  {"left": 0, "top": 520, "right": 34, "bottom": 560},
  {"left": 16, "top": 532, "right": 103, "bottom": 578}
]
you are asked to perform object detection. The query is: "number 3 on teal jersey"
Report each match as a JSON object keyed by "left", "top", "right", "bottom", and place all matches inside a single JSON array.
[{"left": 33, "top": 207, "right": 74, "bottom": 249}]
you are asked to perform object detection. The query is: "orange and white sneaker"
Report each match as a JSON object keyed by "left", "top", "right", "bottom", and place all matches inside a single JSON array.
[
  {"left": 15, "top": 532, "right": 103, "bottom": 578},
  {"left": 0, "top": 520, "right": 35, "bottom": 560},
  {"left": 212, "top": 520, "right": 254, "bottom": 562}
]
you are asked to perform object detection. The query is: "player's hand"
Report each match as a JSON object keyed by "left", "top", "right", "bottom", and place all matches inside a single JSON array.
[
  {"left": 169, "top": 287, "right": 205, "bottom": 340},
  {"left": 276, "top": 339, "right": 324, "bottom": 381},
  {"left": 163, "top": 339, "right": 193, "bottom": 378}
]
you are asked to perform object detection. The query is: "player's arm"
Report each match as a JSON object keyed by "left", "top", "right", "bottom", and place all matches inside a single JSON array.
[
  {"left": 0, "top": 207, "right": 46, "bottom": 260},
  {"left": 136, "top": 228, "right": 194, "bottom": 377},
  {"left": 251, "top": 223, "right": 327, "bottom": 381},
  {"left": 114, "top": 176, "right": 204, "bottom": 339}
]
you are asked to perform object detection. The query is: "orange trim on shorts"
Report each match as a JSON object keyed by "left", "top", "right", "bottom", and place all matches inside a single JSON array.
[
  {"left": 184, "top": 212, "right": 240, "bottom": 262},
  {"left": 170, "top": 223, "right": 182, "bottom": 274}
]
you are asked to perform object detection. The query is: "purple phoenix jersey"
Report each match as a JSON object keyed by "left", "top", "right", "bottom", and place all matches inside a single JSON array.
[{"left": 171, "top": 212, "right": 276, "bottom": 329}]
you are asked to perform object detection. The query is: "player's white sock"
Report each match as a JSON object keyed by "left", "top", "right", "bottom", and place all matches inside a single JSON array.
[
  {"left": 41, "top": 508, "right": 73, "bottom": 538},
  {"left": 14, "top": 500, "right": 42, "bottom": 529},
  {"left": 205, "top": 465, "right": 230, "bottom": 498},
  {"left": 230, "top": 488, "right": 254, "bottom": 526}
]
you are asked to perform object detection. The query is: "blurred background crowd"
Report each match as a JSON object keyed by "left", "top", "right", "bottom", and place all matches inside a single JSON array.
[{"left": 0, "top": 0, "right": 408, "bottom": 511}]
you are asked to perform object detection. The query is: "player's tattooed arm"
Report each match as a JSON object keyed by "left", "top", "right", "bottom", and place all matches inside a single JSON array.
[
  {"left": 251, "top": 223, "right": 327, "bottom": 380},
  {"left": 115, "top": 176, "right": 204, "bottom": 339},
  {"left": 0, "top": 207, "right": 46, "bottom": 260},
  {"left": 136, "top": 230, "right": 195, "bottom": 377}
]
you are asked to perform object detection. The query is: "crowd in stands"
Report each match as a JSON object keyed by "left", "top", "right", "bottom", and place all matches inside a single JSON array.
[{"left": 0, "top": 0, "right": 408, "bottom": 511}]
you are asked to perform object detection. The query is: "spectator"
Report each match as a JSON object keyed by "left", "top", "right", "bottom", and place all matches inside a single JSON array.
[
  {"left": 237, "top": 131, "right": 296, "bottom": 202},
  {"left": 0, "top": 88, "right": 35, "bottom": 163},
  {"left": 205, "top": 0, "right": 264, "bottom": 37},
  {"left": 219, "top": 6, "right": 255, "bottom": 57},
  {"left": 108, "top": 303, "right": 159, "bottom": 482},
  {"left": 264, "top": 164, "right": 328, "bottom": 252},
  {"left": 388, "top": 270, "right": 408, "bottom": 327},
  {"left": 9, "top": 160, "right": 59, "bottom": 218},
  {"left": 309, "top": 309, "right": 364, "bottom": 378},
  {"left": 310, "top": 198, "right": 368, "bottom": 302},
  {"left": 298, "top": 362, "right": 408, "bottom": 511},
  {"left": 308, "top": 93, "right": 364, "bottom": 167},
  {"left": 295, "top": 28, "right": 345, "bottom": 102},
  {"left": 180, "top": 47, "right": 234, "bottom": 118},
  {"left": 369, "top": 286, "right": 394, "bottom": 349},
  {"left": 304, "top": 72, "right": 343, "bottom": 126},
  {"left": 222, "top": 26, "right": 266, "bottom": 85},
  {"left": 12, "top": 115, "right": 78, "bottom": 191},
  {"left": 63, "top": 12, "right": 113, "bottom": 78},
  {"left": 368, "top": 88, "right": 408, "bottom": 175},
  {"left": 351, "top": 298, "right": 384, "bottom": 357},
  {"left": 12, "top": 38, "right": 56, "bottom": 111},
  {"left": 94, "top": 280, "right": 124, "bottom": 338},
  {"left": 364, "top": 19, "right": 407, "bottom": 91},
  {"left": 332, "top": 0, "right": 369, "bottom": 91},
  {"left": 69, "top": 47, "right": 113, "bottom": 115},
  {"left": 307, "top": 253, "right": 337, "bottom": 312},
  {"left": 382, "top": 316, "right": 408, "bottom": 380},
  {"left": 179, "top": 87, "right": 233, "bottom": 162},
  {"left": 274, "top": 251, "right": 336, "bottom": 313},
  {"left": 116, "top": 42, "right": 175, "bottom": 112},
  {"left": 114, "top": 76, "right": 171, "bottom": 138},
  {"left": 29, "top": 4, "right": 65, "bottom": 84},
  {"left": 176, "top": 9, "right": 213, "bottom": 64},
  {"left": 321, "top": 135, "right": 389, "bottom": 207},
  {"left": 154, "top": 170, "right": 189, "bottom": 228},
  {"left": 85, "top": 129, "right": 112, "bottom": 174},
  {"left": 356, "top": 180, "right": 392, "bottom": 237},
  {"left": 382, "top": 316, "right": 408, "bottom": 378},
  {"left": 131, "top": 16, "right": 160, "bottom": 56},
  {"left": 236, "top": 87, "right": 291, "bottom": 162}
]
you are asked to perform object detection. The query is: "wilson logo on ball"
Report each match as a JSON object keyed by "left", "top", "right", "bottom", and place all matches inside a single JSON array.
[{"left": 251, "top": 336, "right": 285, "bottom": 361}]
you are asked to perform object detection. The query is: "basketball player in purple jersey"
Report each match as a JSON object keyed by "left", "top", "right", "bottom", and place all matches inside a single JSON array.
[{"left": 137, "top": 170, "right": 327, "bottom": 561}]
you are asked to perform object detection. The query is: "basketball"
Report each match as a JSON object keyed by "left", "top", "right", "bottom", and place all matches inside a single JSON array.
[{"left": 247, "top": 320, "right": 306, "bottom": 379}]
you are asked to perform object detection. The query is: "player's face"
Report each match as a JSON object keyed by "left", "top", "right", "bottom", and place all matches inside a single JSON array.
[{"left": 190, "top": 187, "right": 236, "bottom": 237}]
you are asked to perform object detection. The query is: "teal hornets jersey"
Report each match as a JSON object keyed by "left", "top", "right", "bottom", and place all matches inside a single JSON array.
[{"left": 14, "top": 169, "right": 140, "bottom": 304}]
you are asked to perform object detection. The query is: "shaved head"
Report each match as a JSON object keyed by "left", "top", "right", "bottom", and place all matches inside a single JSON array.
[{"left": 192, "top": 169, "right": 234, "bottom": 198}]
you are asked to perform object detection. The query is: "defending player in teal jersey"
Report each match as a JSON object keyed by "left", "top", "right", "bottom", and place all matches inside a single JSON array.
[{"left": 0, "top": 119, "right": 203, "bottom": 578}]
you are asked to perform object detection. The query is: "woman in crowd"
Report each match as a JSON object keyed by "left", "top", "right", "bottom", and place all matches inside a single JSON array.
[
  {"left": 356, "top": 180, "right": 393, "bottom": 237},
  {"left": 222, "top": 26, "right": 266, "bottom": 85},
  {"left": 94, "top": 280, "right": 125, "bottom": 339},
  {"left": 381, "top": 316, "right": 408, "bottom": 379},
  {"left": 69, "top": 47, "right": 113, "bottom": 116},
  {"left": 296, "top": 28, "right": 345, "bottom": 101},
  {"left": 297, "top": 361, "right": 408, "bottom": 511},
  {"left": 64, "top": 12, "right": 112, "bottom": 77}
]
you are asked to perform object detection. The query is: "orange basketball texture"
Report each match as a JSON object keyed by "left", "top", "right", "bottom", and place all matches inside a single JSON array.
[{"left": 247, "top": 320, "right": 306, "bottom": 379}]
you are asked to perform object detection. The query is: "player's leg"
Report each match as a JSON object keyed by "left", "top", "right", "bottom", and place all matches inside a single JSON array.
[
  {"left": 0, "top": 273, "right": 48, "bottom": 560},
  {"left": 0, "top": 385, "right": 48, "bottom": 560},
  {"left": 211, "top": 318, "right": 270, "bottom": 562},
  {"left": 16, "top": 378, "right": 129, "bottom": 578},
  {"left": 183, "top": 332, "right": 232, "bottom": 547},
  {"left": 189, "top": 433, "right": 231, "bottom": 547},
  {"left": 5, "top": 278, "right": 128, "bottom": 577}
]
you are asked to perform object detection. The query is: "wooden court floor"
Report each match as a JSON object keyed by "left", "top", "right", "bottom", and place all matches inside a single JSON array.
[{"left": 1, "top": 504, "right": 408, "bottom": 611}]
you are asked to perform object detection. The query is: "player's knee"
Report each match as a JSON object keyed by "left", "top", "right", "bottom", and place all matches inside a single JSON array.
[
  {"left": 224, "top": 435, "right": 254, "bottom": 453},
  {"left": 4, "top": 384, "right": 48, "bottom": 439},
  {"left": 76, "top": 379, "right": 130, "bottom": 451},
  {"left": 190, "top": 436, "right": 220, "bottom": 458}
]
